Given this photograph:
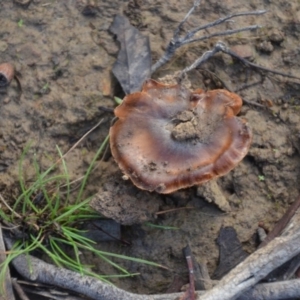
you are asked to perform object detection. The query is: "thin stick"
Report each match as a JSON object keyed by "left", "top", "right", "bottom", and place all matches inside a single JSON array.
[
  {"left": 0, "top": 193, "right": 22, "bottom": 219},
  {"left": 174, "top": 0, "right": 201, "bottom": 38},
  {"left": 54, "top": 118, "right": 104, "bottom": 165},
  {"left": 58, "top": 133, "right": 110, "bottom": 193},
  {"left": 235, "top": 79, "right": 264, "bottom": 92},
  {"left": 0, "top": 225, "right": 15, "bottom": 300},
  {"left": 182, "top": 245, "right": 196, "bottom": 300},
  {"left": 182, "top": 25, "right": 261, "bottom": 46},
  {"left": 7, "top": 231, "right": 300, "bottom": 300},
  {"left": 199, "top": 221, "right": 300, "bottom": 300},
  {"left": 283, "top": 253, "right": 300, "bottom": 280},
  {"left": 14, "top": 75, "right": 23, "bottom": 102},
  {"left": 242, "top": 99, "right": 265, "bottom": 108},
  {"left": 259, "top": 196, "right": 300, "bottom": 248},
  {"left": 20, "top": 286, "right": 85, "bottom": 300},
  {"left": 222, "top": 46, "right": 300, "bottom": 81},
  {"left": 197, "top": 68, "right": 232, "bottom": 90},
  {"left": 178, "top": 44, "right": 221, "bottom": 79},
  {"left": 151, "top": 6, "right": 266, "bottom": 73},
  {"left": 185, "top": 10, "right": 266, "bottom": 40},
  {"left": 90, "top": 221, "right": 131, "bottom": 246},
  {"left": 178, "top": 41, "right": 300, "bottom": 81},
  {"left": 11, "top": 278, "right": 30, "bottom": 300},
  {"left": 237, "top": 279, "right": 300, "bottom": 300}
]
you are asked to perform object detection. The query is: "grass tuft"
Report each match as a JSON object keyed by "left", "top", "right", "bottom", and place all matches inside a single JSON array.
[{"left": 0, "top": 134, "right": 164, "bottom": 290}]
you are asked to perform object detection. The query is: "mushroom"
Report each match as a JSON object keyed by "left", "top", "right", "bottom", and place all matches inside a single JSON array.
[{"left": 110, "top": 79, "right": 252, "bottom": 194}]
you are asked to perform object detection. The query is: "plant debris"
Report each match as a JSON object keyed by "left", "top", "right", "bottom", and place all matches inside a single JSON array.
[{"left": 110, "top": 15, "right": 151, "bottom": 94}]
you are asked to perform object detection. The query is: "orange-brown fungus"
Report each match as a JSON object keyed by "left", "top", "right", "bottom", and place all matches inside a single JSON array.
[{"left": 110, "top": 79, "right": 252, "bottom": 194}]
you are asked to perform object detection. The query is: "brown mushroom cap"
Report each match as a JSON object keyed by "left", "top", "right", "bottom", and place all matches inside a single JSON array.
[{"left": 110, "top": 79, "right": 252, "bottom": 194}]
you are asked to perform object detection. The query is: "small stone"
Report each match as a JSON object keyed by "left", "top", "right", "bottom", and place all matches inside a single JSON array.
[
  {"left": 268, "top": 29, "right": 284, "bottom": 44},
  {"left": 282, "top": 49, "right": 299, "bottom": 65},
  {"left": 57, "top": 140, "right": 65, "bottom": 147},
  {"left": 197, "top": 180, "right": 231, "bottom": 212},
  {"left": 3, "top": 97, "right": 10, "bottom": 104},
  {"left": 257, "top": 227, "right": 267, "bottom": 243},
  {"left": 231, "top": 45, "right": 253, "bottom": 60},
  {"left": 0, "top": 41, "right": 8, "bottom": 52},
  {"left": 122, "top": 174, "right": 129, "bottom": 180},
  {"left": 287, "top": 147, "right": 294, "bottom": 156},
  {"left": 274, "top": 150, "right": 281, "bottom": 158},
  {"left": 256, "top": 41, "right": 274, "bottom": 53},
  {"left": 82, "top": 5, "right": 97, "bottom": 16}
]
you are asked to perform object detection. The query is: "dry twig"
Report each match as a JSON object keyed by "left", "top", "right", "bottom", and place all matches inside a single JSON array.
[
  {"left": 11, "top": 278, "right": 30, "bottom": 300},
  {"left": 0, "top": 225, "right": 15, "bottom": 300},
  {"left": 151, "top": 0, "right": 266, "bottom": 73},
  {"left": 199, "top": 209, "right": 300, "bottom": 300},
  {"left": 5, "top": 221, "right": 300, "bottom": 300},
  {"left": 178, "top": 41, "right": 300, "bottom": 81},
  {"left": 259, "top": 196, "right": 300, "bottom": 248}
]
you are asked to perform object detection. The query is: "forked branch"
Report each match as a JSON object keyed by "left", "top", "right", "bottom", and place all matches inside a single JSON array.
[
  {"left": 151, "top": 0, "right": 266, "bottom": 73},
  {"left": 177, "top": 41, "right": 300, "bottom": 82}
]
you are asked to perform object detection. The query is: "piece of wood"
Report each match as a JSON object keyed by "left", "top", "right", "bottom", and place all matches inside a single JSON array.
[
  {"left": 6, "top": 230, "right": 300, "bottom": 300},
  {"left": 237, "top": 279, "right": 300, "bottom": 300},
  {"left": 0, "top": 225, "right": 15, "bottom": 300},
  {"left": 11, "top": 279, "right": 29, "bottom": 300},
  {"left": 259, "top": 196, "right": 300, "bottom": 248},
  {"left": 199, "top": 210, "right": 300, "bottom": 300},
  {"left": 181, "top": 245, "right": 196, "bottom": 300}
]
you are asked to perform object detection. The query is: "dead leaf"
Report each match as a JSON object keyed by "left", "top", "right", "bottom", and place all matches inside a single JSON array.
[
  {"left": 110, "top": 15, "right": 151, "bottom": 94},
  {"left": 213, "top": 227, "right": 248, "bottom": 279}
]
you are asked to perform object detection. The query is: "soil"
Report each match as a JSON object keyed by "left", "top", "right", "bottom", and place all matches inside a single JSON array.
[{"left": 1, "top": 0, "right": 300, "bottom": 296}]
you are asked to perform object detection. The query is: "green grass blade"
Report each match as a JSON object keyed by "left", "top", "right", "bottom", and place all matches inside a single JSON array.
[
  {"left": 75, "top": 135, "right": 109, "bottom": 203},
  {"left": 56, "top": 145, "right": 71, "bottom": 205},
  {"left": 52, "top": 197, "right": 92, "bottom": 223},
  {"left": 144, "top": 222, "right": 179, "bottom": 230}
]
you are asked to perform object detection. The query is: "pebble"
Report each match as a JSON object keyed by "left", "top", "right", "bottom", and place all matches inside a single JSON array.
[
  {"left": 256, "top": 40, "right": 274, "bottom": 53},
  {"left": 282, "top": 103, "right": 288, "bottom": 109},
  {"left": 257, "top": 227, "right": 267, "bottom": 242},
  {"left": 287, "top": 147, "right": 294, "bottom": 156},
  {"left": 274, "top": 150, "right": 281, "bottom": 158},
  {"left": 282, "top": 49, "right": 298, "bottom": 65},
  {"left": 0, "top": 41, "right": 8, "bottom": 52},
  {"left": 230, "top": 44, "right": 253, "bottom": 60},
  {"left": 268, "top": 29, "right": 284, "bottom": 44},
  {"left": 3, "top": 97, "right": 10, "bottom": 104}
]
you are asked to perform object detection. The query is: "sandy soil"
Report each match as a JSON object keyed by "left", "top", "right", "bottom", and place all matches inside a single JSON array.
[{"left": 1, "top": 0, "right": 300, "bottom": 295}]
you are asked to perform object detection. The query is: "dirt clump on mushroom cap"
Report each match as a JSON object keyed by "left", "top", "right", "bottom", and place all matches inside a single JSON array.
[{"left": 110, "top": 79, "right": 252, "bottom": 194}]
